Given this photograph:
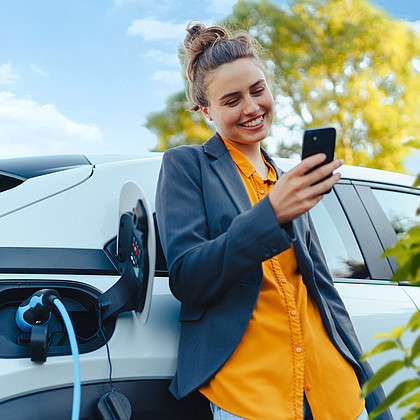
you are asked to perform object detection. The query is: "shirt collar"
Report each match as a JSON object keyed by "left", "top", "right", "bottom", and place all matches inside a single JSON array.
[{"left": 222, "top": 138, "right": 277, "bottom": 182}]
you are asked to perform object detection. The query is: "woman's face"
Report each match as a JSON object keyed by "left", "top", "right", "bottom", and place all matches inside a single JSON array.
[{"left": 200, "top": 57, "right": 274, "bottom": 152}]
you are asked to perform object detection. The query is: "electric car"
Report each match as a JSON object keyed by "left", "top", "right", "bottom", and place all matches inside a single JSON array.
[{"left": 0, "top": 153, "right": 418, "bottom": 419}]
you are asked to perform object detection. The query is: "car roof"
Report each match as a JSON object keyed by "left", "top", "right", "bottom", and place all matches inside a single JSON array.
[
  {"left": 0, "top": 153, "right": 416, "bottom": 191},
  {"left": 0, "top": 155, "right": 92, "bottom": 179},
  {"left": 0, "top": 154, "right": 93, "bottom": 193},
  {"left": 273, "top": 157, "right": 417, "bottom": 189}
]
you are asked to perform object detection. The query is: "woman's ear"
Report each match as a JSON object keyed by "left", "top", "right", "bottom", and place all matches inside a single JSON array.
[{"left": 200, "top": 106, "right": 212, "bottom": 121}]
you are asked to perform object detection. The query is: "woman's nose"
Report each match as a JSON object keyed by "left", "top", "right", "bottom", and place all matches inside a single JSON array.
[{"left": 243, "top": 96, "right": 259, "bottom": 115}]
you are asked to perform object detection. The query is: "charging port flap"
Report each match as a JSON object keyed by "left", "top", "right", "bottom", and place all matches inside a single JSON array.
[{"left": 97, "top": 181, "right": 156, "bottom": 324}]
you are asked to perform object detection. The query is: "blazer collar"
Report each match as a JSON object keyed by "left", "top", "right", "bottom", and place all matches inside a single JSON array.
[
  {"left": 202, "top": 133, "right": 228, "bottom": 159},
  {"left": 203, "top": 133, "right": 282, "bottom": 174},
  {"left": 204, "top": 134, "right": 250, "bottom": 213},
  {"left": 202, "top": 133, "right": 283, "bottom": 213}
]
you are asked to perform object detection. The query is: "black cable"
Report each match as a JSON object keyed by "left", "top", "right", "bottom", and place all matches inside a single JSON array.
[{"left": 96, "top": 303, "right": 115, "bottom": 392}]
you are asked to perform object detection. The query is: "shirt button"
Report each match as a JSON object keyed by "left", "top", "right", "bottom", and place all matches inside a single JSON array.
[
  {"left": 296, "top": 347, "right": 302, "bottom": 353},
  {"left": 260, "top": 189, "right": 265, "bottom": 194},
  {"left": 291, "top": 310, "right": 297, "bottom": 316},
  {"left": 281, "top": 279, "right": 286, "bottom": 283}
]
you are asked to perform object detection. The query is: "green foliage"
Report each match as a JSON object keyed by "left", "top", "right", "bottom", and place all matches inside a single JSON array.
[
  {"left": 228, "top": 0, "right": 420, "bottom": 171},
  {"left": 384, "top": 225, "right": 420, "bottom": 285},
  {"left": 361, "top": 311, "right": 420, "bottom": 419},
  {"left": 146, "top": 91, "right": 213, "bottom": 151},
  {"left": 145, "top": 0, "right": 420, "bottom": 172}
]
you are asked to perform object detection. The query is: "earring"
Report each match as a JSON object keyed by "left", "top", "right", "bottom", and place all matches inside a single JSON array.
[{"left": 200, "top": 106, "right": 212, "bottom": 121}]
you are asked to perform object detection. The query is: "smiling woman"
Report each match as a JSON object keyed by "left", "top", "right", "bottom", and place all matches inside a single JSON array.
[
  {"left": 199, "top": 58, "right": 274, "bottom": 161},
  {"left": 155, "top": 21, "right": 391, "bottom": 420}
]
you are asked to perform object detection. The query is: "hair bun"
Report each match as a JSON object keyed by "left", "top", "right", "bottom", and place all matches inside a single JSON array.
[
  {"left": 182, "top": 21, "right": 265, "bottom": 112},
  {"left": 184, "top": 22, "right": 229, "bottom": 59}
]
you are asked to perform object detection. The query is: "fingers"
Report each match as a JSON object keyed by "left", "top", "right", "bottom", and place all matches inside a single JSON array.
[
  {"left": 292, "top": 153, "right": 328, "bottom": 175},
  {"left": 310, "top": 171, "right": 342, "bottom": 196},
  {"left": 306, "top": 158, "right": 343, "bottom": 186},
  {"left": 293, "top": 155, "right": 342, "bottom": 186},
  {"left": 268, "top": 156, "right": 343, "bottom": 225}
]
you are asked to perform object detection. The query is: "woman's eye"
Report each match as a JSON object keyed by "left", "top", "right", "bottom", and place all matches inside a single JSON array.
[
  {"left": 253, "top": 87, "right": 264, "bottom": 95},
  {"left": 225, "top": 99, "right": 239, "bottom": 106}
]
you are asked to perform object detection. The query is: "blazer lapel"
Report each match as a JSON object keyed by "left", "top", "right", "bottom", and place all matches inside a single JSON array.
[{"left": 204, "top": 134, "right": 251, "bottom": 213}]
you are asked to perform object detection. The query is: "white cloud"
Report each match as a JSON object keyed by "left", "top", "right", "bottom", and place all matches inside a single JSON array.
[
  {"left": 0, "top": 92, "right": 103, "bottom": 157},
  {"left": 206, "top": 0, "right": 237, "bottom": 16},
  {"left": 410, "top": 20, "right": 420, "bottom": 33},
  {"left": 113, "top": 0, "right": 148, "bottom": 5},
  {"left": 127, "top": 17, "right": 186, "bottom": 41},
  {"left": 30, "top": 64, "right": 49, "bottom": 78},
  {"left": 141, "top": 49, "right": 180, "bottom": 66},
  {"left": 151, "top": 70, "right": 183, "bottom": 85},
  {"left": 0, "top": 63, "right": 20, "bottom": 86}
]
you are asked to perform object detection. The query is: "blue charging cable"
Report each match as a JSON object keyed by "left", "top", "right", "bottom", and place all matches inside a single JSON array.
[
  {"left": 15, "top": 289, "right": 81, "bottom": 420},
  {"left": 53, "top": 298, "right": 81, "bottom": 420}
]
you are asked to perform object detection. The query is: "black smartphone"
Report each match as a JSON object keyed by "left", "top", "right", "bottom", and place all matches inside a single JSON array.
[{"left": 302, "top": 127, "right": 336, "bottom": 193}]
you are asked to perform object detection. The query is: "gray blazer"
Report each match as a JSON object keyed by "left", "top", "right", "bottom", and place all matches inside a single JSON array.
[{"left": 155, "top": 133, "right": 392, "bottom": 419}]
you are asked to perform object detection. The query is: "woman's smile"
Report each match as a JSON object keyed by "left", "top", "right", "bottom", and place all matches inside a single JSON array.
[{"left": 240, "top": 114, "right": 265, "bottom": 128}]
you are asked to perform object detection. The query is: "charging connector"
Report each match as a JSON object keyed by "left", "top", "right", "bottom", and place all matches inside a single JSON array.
[{"left": 15, "top": 289, "right": 81, "bottom": 420}]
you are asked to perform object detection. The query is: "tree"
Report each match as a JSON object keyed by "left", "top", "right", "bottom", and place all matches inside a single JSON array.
[
  {"left": 146, "top": 91, "right": 213, "bottom": 151},
  {"left": 229, "top": 0, "right": 420, "bottom": 171},
  {"left": 146, "top": 0, "right": 420, "bottom": 172}
]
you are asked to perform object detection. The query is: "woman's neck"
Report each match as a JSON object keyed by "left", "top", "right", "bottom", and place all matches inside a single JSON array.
[{"left": 224, "top": 139, "right": 268, "bottom": 178}]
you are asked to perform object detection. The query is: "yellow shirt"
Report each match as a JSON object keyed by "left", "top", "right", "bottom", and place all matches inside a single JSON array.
[{"left": 200, "top": 140, "right": 364, "bottom": 420}]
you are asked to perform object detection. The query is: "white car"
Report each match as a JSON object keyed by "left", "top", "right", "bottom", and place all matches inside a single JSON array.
[{"left": 0, "top": 154, "right": 418, "bottom": 419}]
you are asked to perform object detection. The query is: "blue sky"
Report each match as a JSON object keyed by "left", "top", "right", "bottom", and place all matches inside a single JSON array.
[{"left": 1, "top": 0, "right": 419, "bottom": 173}]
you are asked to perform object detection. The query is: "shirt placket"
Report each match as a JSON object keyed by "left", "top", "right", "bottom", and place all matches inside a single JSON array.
[
  {"left": 252, "top": 171, "right": 306, "bottom": 420},
  {"left": 271, "top": 256, "right": 305, "bottom": 420}
]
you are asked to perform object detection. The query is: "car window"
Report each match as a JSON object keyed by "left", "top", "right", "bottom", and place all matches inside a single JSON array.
[
  {"left": 371, "top": 189, "right": 420, "bottom": 239},
  {"left": 310, "top": 192, "right": 369, "bottom": 279}
]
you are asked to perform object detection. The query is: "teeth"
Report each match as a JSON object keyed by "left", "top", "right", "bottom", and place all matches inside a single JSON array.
[{"left": 243, "top": 116, "right": 263, "bottom": 127}]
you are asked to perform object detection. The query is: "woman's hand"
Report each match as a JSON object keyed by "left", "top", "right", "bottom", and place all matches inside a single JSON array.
[{"left": 268, "top": 154, "right": 343, "bottom": 225}]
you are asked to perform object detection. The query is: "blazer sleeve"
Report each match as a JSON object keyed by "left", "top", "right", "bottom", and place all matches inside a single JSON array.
[{"left": 155, "top": 147, "right": 295, "bottom": 306}]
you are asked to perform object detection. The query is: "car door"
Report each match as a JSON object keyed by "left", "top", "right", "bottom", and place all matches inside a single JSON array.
[
  {"left": 309, "top": 181, "right": 419, "bottom": 419},
  {"left": 352, "top": 181, "right": 420, "bottom": 306}
]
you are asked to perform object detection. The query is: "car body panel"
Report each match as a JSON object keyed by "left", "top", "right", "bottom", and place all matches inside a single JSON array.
[
  {"left": 0, "top": 158, "right": 161, "bottom": 249},
  {"left": 0, "top": 165, "right": 93, "bottom": 219},
  {"left": 0, "top": 153, "right": 418, "bottom": 419}
]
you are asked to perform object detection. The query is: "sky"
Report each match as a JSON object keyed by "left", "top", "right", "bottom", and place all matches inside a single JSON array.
[{"left": 1, "top": 0, "right": 419, "bottom": 174}]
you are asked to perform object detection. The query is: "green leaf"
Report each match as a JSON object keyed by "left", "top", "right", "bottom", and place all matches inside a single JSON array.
[
  {"left": 404, "top": 139, "right": 420, "bottom": 149},
  {"left": 408, "top": 311, "right": 420, "bottom": 332},
  {"left": 402, "top": 406, "right": 420, "bottom": 420},
  {"left": 361, "top": 360, "right": 405, "bottom": 396},
  {"left": 410, "top": 335, "right": 420, "bottom": 360},
  {"left": 361, "top": 340, "right": 399, "bottom": 362},
  {"left": 398, "top": 391, "right": 420, "bottom": 408},
  {"left": 392, "top": 326, "right": 405, "bottom": 340},
  {"left": 391, "top": 264, "right": 411, "bottom": 283},
  {"left": 373, "top": 332, "right": 394, "bottom": 339},
  {"left": 369, "top": 379, "right": 420, "bottom": 419}
]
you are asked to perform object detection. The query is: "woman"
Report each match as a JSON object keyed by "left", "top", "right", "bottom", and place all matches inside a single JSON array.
[{"left": 155, "top": 22, "right": 391, "bottom": 420}]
